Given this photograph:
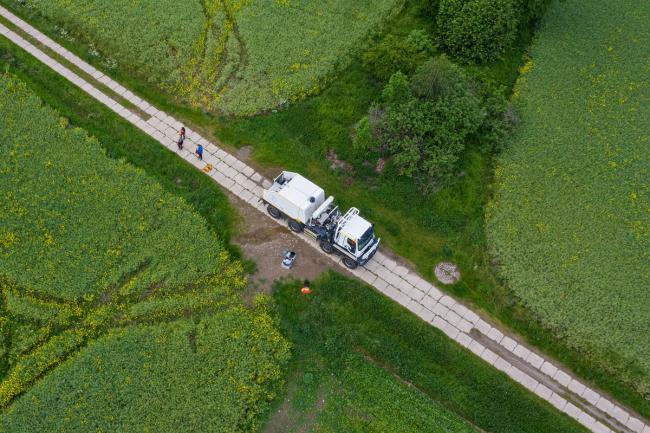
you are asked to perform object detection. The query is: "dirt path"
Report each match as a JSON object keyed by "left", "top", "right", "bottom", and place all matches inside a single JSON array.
[{"left": 225, "top": 147, "right": 332, "bottom": 299}]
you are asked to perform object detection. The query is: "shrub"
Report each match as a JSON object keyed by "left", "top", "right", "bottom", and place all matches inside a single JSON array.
[
  {"left": 410, "top": 54, "right": 468, "bottom": 100},
  {"left": 420, "top": 0, "right": 441, "bottom": 18},
  {"left": 437, "top": 0, "right": 518, "bottom": 63},
  {"left": 381, "top": 70, "right": 413, "bottom": 103},
  {"left": 474, "top": 82, "right": 516, "bottom": 153},
  {"left": 516, "top": 0, "right": 551, "bottom": 26},
  {"left": 377, "top": 89, "right": 482, "bottom": 190},
  {"left": 357, "top": 57, "right": 484, "bottom": 192},
  {"left": 363, "top": 30, "right": 435, "bottom": 81},
  {"left": 352, "top": 116, "right": 375, "bottom": 154}
]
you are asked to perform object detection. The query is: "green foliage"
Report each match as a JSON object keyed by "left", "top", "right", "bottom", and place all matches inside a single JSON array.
[
  {"left": 488, "top": 0, "right": 650, "bottom": 397},
  {"left": 5, "top": 0, "right": 403, "bottom": 114},
  {"left": 1, "top": 308, "right": 290, "bottom": 433},
  {"left": 362, "top": 29, "right": 434, "bottom": 81},
  {"left": 351, "top": 116, "right": 375, "bottom": 154},
  {"left": 475, "top": 82, "right": 516, "bottom": 153},
  {"left": 410, "top": 54, "right": 468, "bottom": 100},
  {"left": 437, "top": 0, "right": 518, "bottom": 63},
  {"left": 357, "top": 57, "right": 484, "bottom": 191},
  {"left": 272, "top": 273, "right": 588, "bottom": 433},
  {"left": 381, "top": 70, "right": 412, "bottom": 103}
]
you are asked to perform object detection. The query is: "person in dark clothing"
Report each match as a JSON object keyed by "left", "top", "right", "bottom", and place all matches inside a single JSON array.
[
  {"left": 195, "top": 144, "right": 204, "bottom": 160},
  {"left": 177, "top": 127, "right": 186, "bottom": 150}
]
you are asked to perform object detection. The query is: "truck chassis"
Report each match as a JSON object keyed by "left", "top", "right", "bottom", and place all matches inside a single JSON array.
[{"left": 262, "top": 200, "right": 377, "bottom": 269}]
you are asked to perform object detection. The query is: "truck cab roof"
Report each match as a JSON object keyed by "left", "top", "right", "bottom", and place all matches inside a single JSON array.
[{"left": 340, "top": 214, "right": 373, "bottom": 241}]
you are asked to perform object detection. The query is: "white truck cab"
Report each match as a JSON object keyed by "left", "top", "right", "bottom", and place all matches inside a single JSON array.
[{"left": 262, "top": 171, "right": 380, "bottom": 269}]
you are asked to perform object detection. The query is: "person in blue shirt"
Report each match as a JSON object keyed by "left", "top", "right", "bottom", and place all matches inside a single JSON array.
[{"left": 195, "top": 144, "right": 203, "bottom": 160}]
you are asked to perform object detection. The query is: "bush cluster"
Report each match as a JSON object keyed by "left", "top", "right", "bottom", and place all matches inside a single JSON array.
[
  {"left": 437, "top": 0, "right": 518, "bottom": 63},
  {"left": 354, "top": 55, "right": 511, "bottom": 192}
]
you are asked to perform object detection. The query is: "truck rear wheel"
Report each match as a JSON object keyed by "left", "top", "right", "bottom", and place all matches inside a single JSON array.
[
  {"left": 288, "top": 219, "right": 304, "bottom": 233},
  {"left": 267, "top": 205, "right": 281, "bottom": 219},
  {"left": 342, "top": 257, "right": 358, "bottom": 269},
  {"left": 320, "top": 240, "right": 333, "bottom": 254}
]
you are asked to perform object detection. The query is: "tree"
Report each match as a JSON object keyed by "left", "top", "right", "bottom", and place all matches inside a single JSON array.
[
  {"left": 376, "top": 86, "right": 483, "bottom": 190},
  {"left": 437, "top": 0, "right": 518, "bottom": 63},
  {"left": 355, "top": 57, "right": 485, "bottom": 192}
]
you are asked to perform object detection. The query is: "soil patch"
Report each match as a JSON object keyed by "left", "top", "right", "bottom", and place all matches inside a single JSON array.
[{"left": 227, "top": 192, "right": 332, "bottom": 302}]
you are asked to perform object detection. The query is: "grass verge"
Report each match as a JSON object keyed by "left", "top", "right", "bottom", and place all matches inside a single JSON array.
[{"left": 266, "top": 272, "right": 588, "bottom": 433}]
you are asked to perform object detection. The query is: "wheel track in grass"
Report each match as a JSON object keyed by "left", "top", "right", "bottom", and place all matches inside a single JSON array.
[
  {"left": 0, "top": 9, "right": 647, "bottom": 433},
  {"left": 178, "top": 0, "right": 249, "bottom": 107},
  {"left": 212, "top": 0, "right": 249, "bottom": 97},
  {"left": 0, "top": 265, "right": 237, "bottom": 408}
]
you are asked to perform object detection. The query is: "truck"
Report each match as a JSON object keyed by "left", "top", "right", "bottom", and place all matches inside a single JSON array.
[{"left": 262, "top": 171, "right": 380, "bottom": 269}]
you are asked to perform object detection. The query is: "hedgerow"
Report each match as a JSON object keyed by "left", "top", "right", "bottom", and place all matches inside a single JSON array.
[
  {"left": 0, "top": 74, "right": 289, "bottom": 430},
  {"left": 5, "top": 0, "right": 403, "bottom": 114},
  {"left": 487, "top": 0, "right": 650, "bottom": 396}
]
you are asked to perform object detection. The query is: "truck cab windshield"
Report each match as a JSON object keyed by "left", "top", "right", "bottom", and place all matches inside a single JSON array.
[{"left": 357, "top": 227, "right": 374, "bottom": 253}]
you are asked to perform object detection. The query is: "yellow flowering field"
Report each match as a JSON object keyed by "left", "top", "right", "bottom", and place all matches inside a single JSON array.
[
  {"left": 0, "top": 74, "right": 289, "bottom": 431},
  {"left": 487, "top": 0, "right": 650, "bottom": 397}
]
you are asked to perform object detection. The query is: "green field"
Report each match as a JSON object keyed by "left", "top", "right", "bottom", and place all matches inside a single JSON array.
[
  {"left": 487, "top": 0, "right": 650, "bottom": 396},
  {"left": 2, "top": 309, "right": 288, "bottom": 432},
  {"left": 0, "top": 33, "right": 590, "bottom": 433},
  {"left": 0, "top": 78, "right": 230, "bottom": 301},
  {"left": 266, "top": 273, "right": 587, "bottom": 433},
  {"left": 0, "top": 74, "right": 289, "bottom": 430},
  {"left": 2, "top": 0, "right": 648, "bottom": 425},
  {"left": 4, "top": 0, "right": 401, "bottom": 114},
  {"left": 5, "top": 0, "right": 649, "bottom": 416}
]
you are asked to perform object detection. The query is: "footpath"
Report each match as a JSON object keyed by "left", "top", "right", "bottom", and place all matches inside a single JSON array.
[{"left": 0, "top": 8, "right": 647, "bottom": 433}]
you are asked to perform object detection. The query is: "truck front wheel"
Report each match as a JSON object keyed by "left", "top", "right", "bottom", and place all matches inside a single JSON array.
[
  {"left": 267, "top": 205, "right": 281, "bottom": 219},
  {"left": 288, "top": 219, "right": 304, "bottom": 233},
  {"left": 320, "top": 240, "right": 333, "bottom": 254},
  {"left": 342, "top": 257, "right": 358, "bottom": 269}
]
